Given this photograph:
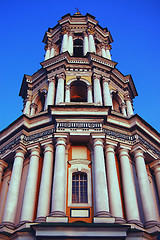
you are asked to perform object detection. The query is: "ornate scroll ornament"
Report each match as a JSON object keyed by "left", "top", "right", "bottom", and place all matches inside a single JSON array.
[
  {"left": 124, "top": 93, "right": 131, "bottom": 101},
  {"left": 106, "top": 44, "right": 112, "bottom": 50},
  {"left": 61, "top": 26, "right": 70, "bottom": 35},
  {"left": 102, "top": 76, "right": 110, "bottom": 83},
  {"left": 56, "top": 72, "right": 65, "bottom": 80},
  {"left": 47, "top": 75, "right": 56, "bottom": 84},
  {"left": 30, "top": 103, "right": 38, "bottom": 110},
  {"left": 65, "top": 85, "right": 71, "bottom": 91},
  {"left": 87, "top": 26, "right": 95, "bottom": 35},
  {"left": 92, "top": 73, "right": 101, "bottom": 80}
]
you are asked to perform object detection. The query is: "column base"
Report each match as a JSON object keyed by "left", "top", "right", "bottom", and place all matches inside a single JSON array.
[
  {"left": 127, "top": 219, "right": 143, "bottom": 228},
  {"left": 49, "top": 211, "right": 66, "bottom": 217},
  {"left": 34, "top": 216, "right": 46, "bottom": 223},
  {"left": 17, "top": 220, "right": 32, "bottom": 228},
  {"left": 145, "top": 220, "right": 159, "bottom": 229},
  {"left": 115, "top": 217, "right": 126, "bottom": 224},
  {"left": 95, "top": 211, "right": 111, "bottom": 218},
  {"left": 46, "top": 216, "right": 68, "bottom": 223},
  {"left": 0, "top": 221, "right": 15, "bottom": 229},
  {"left": 93, "top": 217, "right": 115, "bottom": 224}
]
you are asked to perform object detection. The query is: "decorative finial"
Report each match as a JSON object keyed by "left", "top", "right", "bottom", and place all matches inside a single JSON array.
[{"left": 75, "top": 8, "right": 81, "bottom": 15}]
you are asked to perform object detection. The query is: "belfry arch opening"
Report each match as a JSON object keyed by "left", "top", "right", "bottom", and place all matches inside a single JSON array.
[
  {"left": 70, "top": 80, "right": 87, "bottom": 102},
  {"left": 112, "top": 92, "right": 122, "bottom": 113},
  {"left": 73, "top": 39, "right": 83, "bottom": 57}
]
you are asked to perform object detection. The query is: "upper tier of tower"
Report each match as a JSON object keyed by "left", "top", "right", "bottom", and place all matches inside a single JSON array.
[
  {"left": 19, "top": 12, "right": 137, "bottom": 119},
  {"left": 43, "top": 12, "right": 113, "bottom": 60}
]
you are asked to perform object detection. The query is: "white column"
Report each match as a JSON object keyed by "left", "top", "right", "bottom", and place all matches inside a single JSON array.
[
  {"left": 88, "top": 34, "right": 96, "bottom": 53},
  {"left": 20, "top": 146, "right": 40, "bottom": 224},
  {"left": 105, "top": 44, "right": 112, "bottom": 60},
  {"left": 102, "top": 77, "right": 112, "bottom": 106},
  {"left": 23, "top": 93, "right": 32, "bottom": 115},
  {"left": 68, "top": 33, "right": 73, "bottom": 56},
  {"left": 125, "top": 95, "right": 134, "bottom": 117},
  {"left": 30, "top": 103, "right": 37, "bottom": 115},
  {"left": 92, "top": 137, "right": 111, "bottom": 219},
  {"left": 60, "top": 31, "right": 69, "bottom": 53},
  {"left": 50, "top": 46, "right": 55, "bottom": 58},
  {"left": 93, "top": 73, "right": 103, "bottom": 105},
  {"left": 133, "top": 148, "right": 158, "bottom": 228},
  {"left": 55, "top": 73, "right": 65, "bottom": 105},
  {"left": 105, "top": 144, "right": 125, "bottom": 223},
  {"left": 65, "top": 85, "right": 70, "bottom": 102},
  {"left": 50, "top": 136, "right": 67, "bottom": 217},
  {"left": 0, "top": 160, "right": 8, "bottom": 190},
  {"left": 36, "top": 143, "right": 54, "bottom": 222},
  {"left": 150, "top": 160, "right": 160, "bottom": 200},
  {"left": 2, "top": 148, "right": 26, "bottom": 228},
  {"left": 45, "top": 45, "right": 51, "bottom": 60},
  {"left": 87, "top": 85, "right": 93, "bottom": 103},
  {"left": 101, "top": 43, "right": 107, "bottom": 58},
  {"left": 121, "top": 103, "right": 127, "bottom": 116},
  {"left": 106, "top": 50, "right": 111, "bottom": 60},
  {"left": 46, "top": 76, "right": 56, "bottom": 108},
  {"left": 118, "top": 146, "right": 142, "bottom": 226},
  {"left": 83, "top": 32, "right": 89, "bottom": 56}
]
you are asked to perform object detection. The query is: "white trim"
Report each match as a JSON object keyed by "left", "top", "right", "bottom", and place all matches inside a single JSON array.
[{"left": 68, "top": 159, "right": 92, "bottom": 207}]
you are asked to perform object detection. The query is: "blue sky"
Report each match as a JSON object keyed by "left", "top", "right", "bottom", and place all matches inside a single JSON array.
[{"left": 0, "top": 0, "right": 160, "bottom": 132}]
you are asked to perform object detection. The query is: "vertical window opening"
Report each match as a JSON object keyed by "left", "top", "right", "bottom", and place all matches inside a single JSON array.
[
  {"left": 70, "top": 81, "right": 87, "bottom": 102},
  {"left": 73, "top": 39, "right": 83, "bottom": 57},
  {"left": 72, "top": 172, "right": 88, "bottom": 203}
]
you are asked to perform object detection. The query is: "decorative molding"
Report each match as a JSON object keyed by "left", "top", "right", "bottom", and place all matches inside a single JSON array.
[
  {"left": 57, "top": 122, "right": 102, "bottom": 130},
  {"left": 104, "top": 129, "right": 135, "bottom": 142},
  {"left": 138, "top": 135, "right": 160, "bottom": 156},
  {"left": 0, "top": 126, "right": 159, "bottom": 158}
]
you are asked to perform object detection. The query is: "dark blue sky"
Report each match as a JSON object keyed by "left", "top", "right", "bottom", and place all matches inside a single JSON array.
[{"left": 0, "top": 0, "right": 160, "bottom": 132}]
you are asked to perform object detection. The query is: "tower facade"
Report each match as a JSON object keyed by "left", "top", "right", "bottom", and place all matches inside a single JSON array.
[{"left": 0, "top": 12, "right": 160, "bottom": 240}]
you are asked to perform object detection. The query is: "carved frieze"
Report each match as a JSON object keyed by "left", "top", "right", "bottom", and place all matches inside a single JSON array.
[{"left": 0, "top": 125, "right": 159, "bottom": 158}]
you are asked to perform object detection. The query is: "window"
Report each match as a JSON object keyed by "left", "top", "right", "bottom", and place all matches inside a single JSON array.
[
  {"left": 72, "top": 172, "right": 88, "bottom": 203},
  {"left": 73, "top": 39, "right": 83, "bottom": 57},
  {"left": 70, "top": 81, "right": 87, "bottom": 102}
]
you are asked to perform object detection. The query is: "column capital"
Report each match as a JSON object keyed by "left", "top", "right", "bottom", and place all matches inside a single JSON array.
[
  {"left": 124, "top": 93, "right": 132, "bottom": 102},
  {"left": 0, "top": 159, "right": 8, "bottom": 172},
  {"left": 54, "top": 133, "right": 68, "bottom": 146},
  {"left": 131, "top": 144, "right": 146, "bottom": 156},
  {"left": 102, "top": 76, "right": 110, "bottom": 83},
  {"left": 92, "top": 73, "right": 101, "bottom": 80},
  {"left": 106, "top": 43, "right": 112, "bottom": 50},
  {"left": 117, "top": 144, "right": 131, "bottom": 157},
  {"left": 87, "top": 26, "right": 95, "bottom": 35},
  {"left": 61, "top": 26, "right": 70, "bottom": 35},
  {"left": 87, "top": 85, "right": 92, "bottom": 90},
  {"left": 65, "top": 85, "right": 71, "bottom": 90},
  {"left": 105, "top": 144, "right": 116, "bottom": 154},
  {"left": 150, "top": 159, "right": 160, "bottom": 172},
  {"left": 92, "top": 138, "right": 104, "bottom": 148},
  {"left": 12, "top": 143, "right": 27, "bottom": 156},
  {"left": 47, "top": 75, "right": 56, "bottom": 83},
  {"left": 56, "top": 72, "right": 65, "bottom": 80},
  {"left": 83, "top": 31, "right": 88, "bottom": 37},
  {"left": 27, "top": 144, "right": 41, "bottom": 157},
  {"left": 120, "top": 102, "right": 126, "bottom": 108},
  {"left": 30, "top": 103, "right": 38, "bottom": 110}
]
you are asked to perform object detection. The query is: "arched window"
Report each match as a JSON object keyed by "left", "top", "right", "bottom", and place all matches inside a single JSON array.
[
  {"left": 72, "top": 172, "right": 88, "bottom": 203},
  {"left": 35, "top": 92, "right": 45, "bottom": 114},
  {"left": 70, "top": 81, "right": 87, "bottom": 102},
  {"left": 112, "top": 93, "right": 121, "bottom": 113},
  {"left": 73, "top": 39, "right": 83, "bottom": 57}
]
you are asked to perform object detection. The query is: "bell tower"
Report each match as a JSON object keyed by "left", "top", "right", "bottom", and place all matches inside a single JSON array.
[{"left": 0, "top": 12, "right": 160, "bottom": 240}]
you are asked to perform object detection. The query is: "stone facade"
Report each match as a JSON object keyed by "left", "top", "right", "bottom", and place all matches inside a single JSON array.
[{"left": 0, "top": 11, "right": 160, "bottom": 240}]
